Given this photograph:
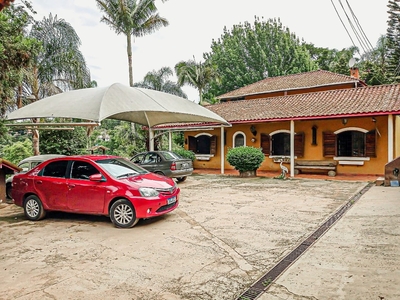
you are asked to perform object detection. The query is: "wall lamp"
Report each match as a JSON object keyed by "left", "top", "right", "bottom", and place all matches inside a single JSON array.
[
  {"left": 250, "top": 125, "right": 257, "bottom": 136},
  {"left": 342, "top": 118, "right": 348, "bottom": 125}
]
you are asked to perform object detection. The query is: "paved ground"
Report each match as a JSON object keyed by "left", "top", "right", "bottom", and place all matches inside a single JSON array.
[
  {"left": 258, "top": 184, "right": 400, "bottom": 300},
  {"left": 0, "top": 174, "right": 398, "bottom": 300}
]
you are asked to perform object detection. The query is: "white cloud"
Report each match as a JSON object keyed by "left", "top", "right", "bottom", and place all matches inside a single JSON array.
[{"left": 31, "top": 0, "right": 389, "bottom": 101}]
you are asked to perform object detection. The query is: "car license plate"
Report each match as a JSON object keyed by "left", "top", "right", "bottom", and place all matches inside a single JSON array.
[
  {"left": 167, "top": 196, "right": 176, "bottom": 205},
  {"left": 182, "top": 163, "right": 188, "bottom": 169}
]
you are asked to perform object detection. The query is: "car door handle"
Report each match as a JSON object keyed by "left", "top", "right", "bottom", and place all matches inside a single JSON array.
[
  {"left": 68, "top": 184, "right": 76, "bottom": 188},
  {"left": 36, "top": 180, "right": 42, "bottom": 184}
]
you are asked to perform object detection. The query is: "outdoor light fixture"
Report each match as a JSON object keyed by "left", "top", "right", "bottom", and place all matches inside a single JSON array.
[
  {"left": 342, "top": 118, "right": 348, "bottom": 125},
  {"left": 250, "top": 125, "right": 257, "bottom": 136},
  {"left": 372, "top": 117, "right": 377, "bottom": 122},
  {"left": 251, "top": 137, "right": 257, "bottom": 143}
]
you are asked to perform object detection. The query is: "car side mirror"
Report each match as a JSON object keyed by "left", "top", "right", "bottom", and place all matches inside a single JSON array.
[{"left": 89, "top": 174, "right": 106, "bottom": 182}]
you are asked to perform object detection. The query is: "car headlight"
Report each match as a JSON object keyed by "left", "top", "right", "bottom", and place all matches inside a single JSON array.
[{"left": 139, "top": 187, "right": 159, "bottom": 197}]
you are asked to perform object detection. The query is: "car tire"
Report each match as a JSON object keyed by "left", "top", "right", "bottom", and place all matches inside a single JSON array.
[
  {"left": 110, "top": 199, "right": 139, "bottom": 228},
  {"left": 154, "top": 171, "right": 165, "bottom": 176},
  {"left": 176, "top": 176, "right": 187, "bottom": 183},
  {"left": 6, "top": 182, "right": 12, "bottom": 199},
  {"left": 24, "top": 195, "right": 46, "bottom": 221}
]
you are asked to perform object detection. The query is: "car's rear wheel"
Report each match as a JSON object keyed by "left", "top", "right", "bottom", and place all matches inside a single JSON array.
[
  {"left": 176, "top": 176, "right": 187, "bottom": 183},
  {"left": 110, "top": 199, "right": 139, "bottom": 228},
  {"left": 24, "top": 195, "right": 46, "bottom": 221},
  {"left": 6, "top": 182, "right": 12, "bottom": 199},
  {"left": 154, "top": 171, "right": 165, "bottom": 176}
]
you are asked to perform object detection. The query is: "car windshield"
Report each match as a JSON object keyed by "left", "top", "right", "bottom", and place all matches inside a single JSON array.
[
  {"left": 96, "top": 158, "right": 148, "bottom": 178},
  {"left": 161, "top": 151, "right": 182, "bottom": 160}
]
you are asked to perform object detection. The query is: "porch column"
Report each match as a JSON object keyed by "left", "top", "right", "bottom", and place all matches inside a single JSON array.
[
  {"left": 290, "top": 120, "right": 295, "bottom": 177},
  {"left": 388, "top": 114, "right": 394, "bottom": 162},
  {"left": 220, "top": 126, "right": 225, "bottom": 174},
  {"left": 149, "top": 129, "right": 154, "bottom": 151},
  {"left": 168, "top": 130, "right": 172, "bottom": 151}
]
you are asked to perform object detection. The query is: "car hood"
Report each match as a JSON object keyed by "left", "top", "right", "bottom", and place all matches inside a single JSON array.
[{"left": 121, "top": 173, "right": 175, "bottom": 189}]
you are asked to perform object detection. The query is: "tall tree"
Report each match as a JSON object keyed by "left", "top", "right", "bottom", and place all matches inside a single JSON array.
[
  {"left": 134, "top": 66, "right": 187, "bottom": 98},
  {"left": 0, "top": 4, "right": 40, "bottom": 116},
  {"left": 175, "top": 58, "right": 220, "bottom": 104},
  {"left": 386, "top": 0, "right": 400, "bottom": 82},
  {"left": 359, "top": 35, "right": 390, "bottom": 85},
  {"left": 96, "top": 0, "right": 169, "bottom": 87},
  {"left": 204, "top": 17, "right": 317, "bottom": 96},
  {"left": 24, "top": 13, "right": 92, "bottom": 155}
]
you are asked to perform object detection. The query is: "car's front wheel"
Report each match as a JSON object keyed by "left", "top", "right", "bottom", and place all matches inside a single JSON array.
[
  {"left": 176, "top": 176, "right": 187, "bottom": 183},
  {"left": 110, "top": 199, "right": 139, "bottom": 228},
  {"left": 6, "top": 182, "right": 12, "bottom": 199},
  {"left": 24, "top": 195, "right": 46, "bottom": 221}
]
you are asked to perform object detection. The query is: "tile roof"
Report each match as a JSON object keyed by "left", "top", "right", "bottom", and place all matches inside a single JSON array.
[
  {"left": 217, "top": 70, "right": 366, "bottom": 100},
  {"left": 209, "top": 84, "right": 400, "bottom": 123}
]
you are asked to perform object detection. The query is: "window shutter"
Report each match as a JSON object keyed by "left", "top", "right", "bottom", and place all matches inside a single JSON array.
[
  {"left": 261, "top": 133, "right": 270, "bottom": 155},
  {"left": 323, "top": 131, "right": 336, "bottom": 157},
  {"left": 188, "top": 136, "right": 196, "bottom": 152},
  {"left": 366, "top": 130, "right": 376, "bottom": 157},
  {"left": 210, "top": 135, "right": 217, "bottom": 155},
  {"left": 294, "top": 132, "right": 304, "bottom": 157}
]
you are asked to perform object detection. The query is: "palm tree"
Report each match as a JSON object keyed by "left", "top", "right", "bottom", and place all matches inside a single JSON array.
[
  {"left": 133, "top": 66, "right": 187, "bottom": 98},
  {"left": 96, "top": 0, "right": 169, "bottom": 86},
  {"left": 175, "top": 57, "right": 220, "bottom": 104},
  {"left": 23, "top": 13, "right": 92, "bottom": 155}
]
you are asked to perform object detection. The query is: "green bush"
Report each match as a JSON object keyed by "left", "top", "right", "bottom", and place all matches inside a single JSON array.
[
  {"left": 3, "top": 139, "right": 33, "bottom": 165},
  {"left": 226, "top": 146, "right": 265, "bottom": 173},
  {"left": 174, "top": 148, "right": 196, "bottom": 161}
]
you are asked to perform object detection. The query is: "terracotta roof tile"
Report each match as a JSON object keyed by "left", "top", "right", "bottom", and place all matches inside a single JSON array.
[
  {"left": 208, "top": 84, "right": 400, "bottom": 123},
  {"left": 217, "top": 70, "right": 365, "bottom": 99}
]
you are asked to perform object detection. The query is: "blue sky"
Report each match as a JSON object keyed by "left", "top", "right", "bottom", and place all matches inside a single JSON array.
[{"left": 31, "top": 0, "right": 388, "bottom": 101}]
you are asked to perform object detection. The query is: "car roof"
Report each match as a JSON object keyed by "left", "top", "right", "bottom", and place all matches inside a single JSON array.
[
  {"left": 49, "top": 155, "right": 120, "bottom": 161},
  {"left": 19, "top": 154, "right": 66, "bottom": 164}
]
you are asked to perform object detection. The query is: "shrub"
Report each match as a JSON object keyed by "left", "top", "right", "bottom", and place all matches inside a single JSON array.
[
  {"left": 174, "top": 148, "right": 196, "bottom": 161},
  {"left": 226, "top": 146, "right": 265, "bottom": 173}
]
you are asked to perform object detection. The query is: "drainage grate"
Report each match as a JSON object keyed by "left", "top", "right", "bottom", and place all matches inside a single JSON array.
[{"left": 236, "top": 183, "right": 373, "bottom": 300}]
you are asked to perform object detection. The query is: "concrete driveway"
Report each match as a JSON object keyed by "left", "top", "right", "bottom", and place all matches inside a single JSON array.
[{"left": 0, "top": 174, "right": 392, "bottom": 300}]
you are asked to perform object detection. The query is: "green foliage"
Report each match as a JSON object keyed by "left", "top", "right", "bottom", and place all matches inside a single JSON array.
[
  {"left": 40, "top": 127, "right": 87, "bottom": 155},
  {"left": 226, "top": 146, "right": 265, "bottom": 173},
  {"left": 386, "top": 0, "right": 400, "bottom": 83},
  {"left": 90, "top": 121, "right": 147, "bottom": 158},
  {"left": 96, "top": 0, "right": 169, "bottom": 86},
  {"left": 172, "top": 131, "right": 184, "bottom": 147},
  {"left": 2, "top": 139, "right": 33, "bottom": 164},
  {"left": 133, "top": 66, "right": 187, "bottom": 98},
  {"left": 175, "top": 57, "right": 220, "bottom": 103},
  {"left": 174, "top": 148, "right": 195, "bottom": 161},
  {"left": 204, "top": 17, "right": 317, "bottom": 97},
  {"left": 29, "top": 13, "right": 92, "bottom": 95},
  {"left": 0, "top": 5, "right": 41, "bottom": 116}
]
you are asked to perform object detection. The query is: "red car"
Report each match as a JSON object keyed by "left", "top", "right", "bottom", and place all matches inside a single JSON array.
[{"left": 12, "top": 155, "right": 179, "bottom": 228}]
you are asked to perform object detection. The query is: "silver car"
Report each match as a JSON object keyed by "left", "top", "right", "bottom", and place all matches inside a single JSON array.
[
  {"left": 130, "top": 151, "right": 193, "bottom": 182},
  {"left": 6, "top": 154, "right": 65, "bottom": 199}
]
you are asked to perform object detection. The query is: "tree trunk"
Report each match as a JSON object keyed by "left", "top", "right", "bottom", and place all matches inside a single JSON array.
[{"left": 126, "top": 34, "right": 134, "bottom": 87}]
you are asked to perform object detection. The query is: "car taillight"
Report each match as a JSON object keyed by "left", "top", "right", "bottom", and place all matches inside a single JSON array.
[{"left": 170, "top": 162, "right": 176, "bottom": 170}]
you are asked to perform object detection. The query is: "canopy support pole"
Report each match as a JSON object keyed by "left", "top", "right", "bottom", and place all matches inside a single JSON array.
[
  {"left": 221, "top": 126, "right": 225, "bottom": 174},
  {"left": 149, "top": 129, "right": 154, "bottom": 151}
]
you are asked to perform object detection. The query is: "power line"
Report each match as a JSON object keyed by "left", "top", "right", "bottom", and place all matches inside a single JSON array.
[
  {"left": 331, "top": 0, "right": 374, "bottom": 56},
  {"left": 330, "top": 0, "right": 360, "bottom": 54}
]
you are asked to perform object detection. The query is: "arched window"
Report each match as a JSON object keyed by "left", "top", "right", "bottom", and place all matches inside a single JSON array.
[
  {"left": 323, "top": 127, "right": 376, "bottom": 158},
  {"left": 261, "top": 130, "right": 304, "bottom": 157},
  {"left": 233, "top": 131, "right": 246, "bottom": 147},
  {"left": 188, "top": 133, "right": 217, "bottom": 155},
  {"left": 272, "top": 132, "right": 290, "bottom": 156}
]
